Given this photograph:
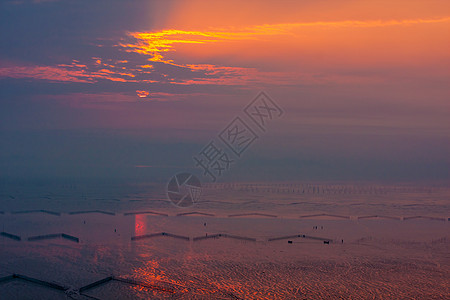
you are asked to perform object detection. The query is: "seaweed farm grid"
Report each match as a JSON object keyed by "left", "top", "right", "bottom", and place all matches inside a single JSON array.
[{"left": 0, "top": 182, "right": 449, "bottom": 299}]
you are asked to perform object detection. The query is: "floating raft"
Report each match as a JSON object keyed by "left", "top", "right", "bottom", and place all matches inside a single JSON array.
[
  {"left": 8, "top": 274, "right": 66, "bottom": 291},
  {"left": 113, "top": 277, "right": 175, "bottom": 294},
  {"left": 0, "top": 274, "right": 175, "bottom": 295},
  {"left": 0, "top": 232, "right": 21, "bottom": 241},
  {"left": 299, "top": 213, "right": 350, "bottom": 219},
  {"left": 124, "top": 211, "right": 168, "bottom": 217},
  {"left": 403, "top": 216, "right": 446, "bottom": 221},
  {"left": 176, "top": 212, "right": 215, "bottom": 217},
  {"left": 79, "top": 276, "right": 114, "bottom": 293},
  {"left": 68, "top": 210, "right": 115, "bottom": 216},
  {"left": 228, "top": 213, "right": 277, "bottom": 218},
  {"left": 11, "top": 210, "right": 61, "bottom": 216},
  {"left": 357, "top": 215, "right": 401, "bottom": 220},
  {"left": 193, "top": 233, "right": 256, "bottom": 242},
  {"left": 268, "top": 234, "right": 331, "bottom": 242},
  {"left": 131, "top": 232, "right": 190, "bottom": 241},
  {"left": 28, "top": 233, "right": 79, "bottom": 243}
]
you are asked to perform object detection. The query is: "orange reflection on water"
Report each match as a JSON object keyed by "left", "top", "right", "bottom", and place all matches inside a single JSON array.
[
  {"left": 134, "top": 214, "right": 146, "bottom": 236},
  {"left": 130, "top": 259, "right": 191, "bottom": 295}
]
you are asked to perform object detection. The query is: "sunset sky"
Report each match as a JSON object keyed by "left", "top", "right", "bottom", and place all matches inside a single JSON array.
[{"left": 0, "top": 0, "right": 449, "bottom": 182}]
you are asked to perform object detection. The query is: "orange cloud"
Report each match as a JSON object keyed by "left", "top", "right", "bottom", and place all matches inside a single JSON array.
[
  {"left": 3, "top": 12, "right": 448, "bottom": 88},
  {"left": 0, "top": 60, "right": 147, "bottom": 84},
  {"left": 122, "top": 16, "right": 450, "bottom": 60},
  {"left": 119, "top": 15, "right": 450, "bottom": 86},
  {"left": 136, "top": 90, "right": 150, "bottom": 98},
  {"left": 0, "top": 65, "right": 93, "bottom": 83}
]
